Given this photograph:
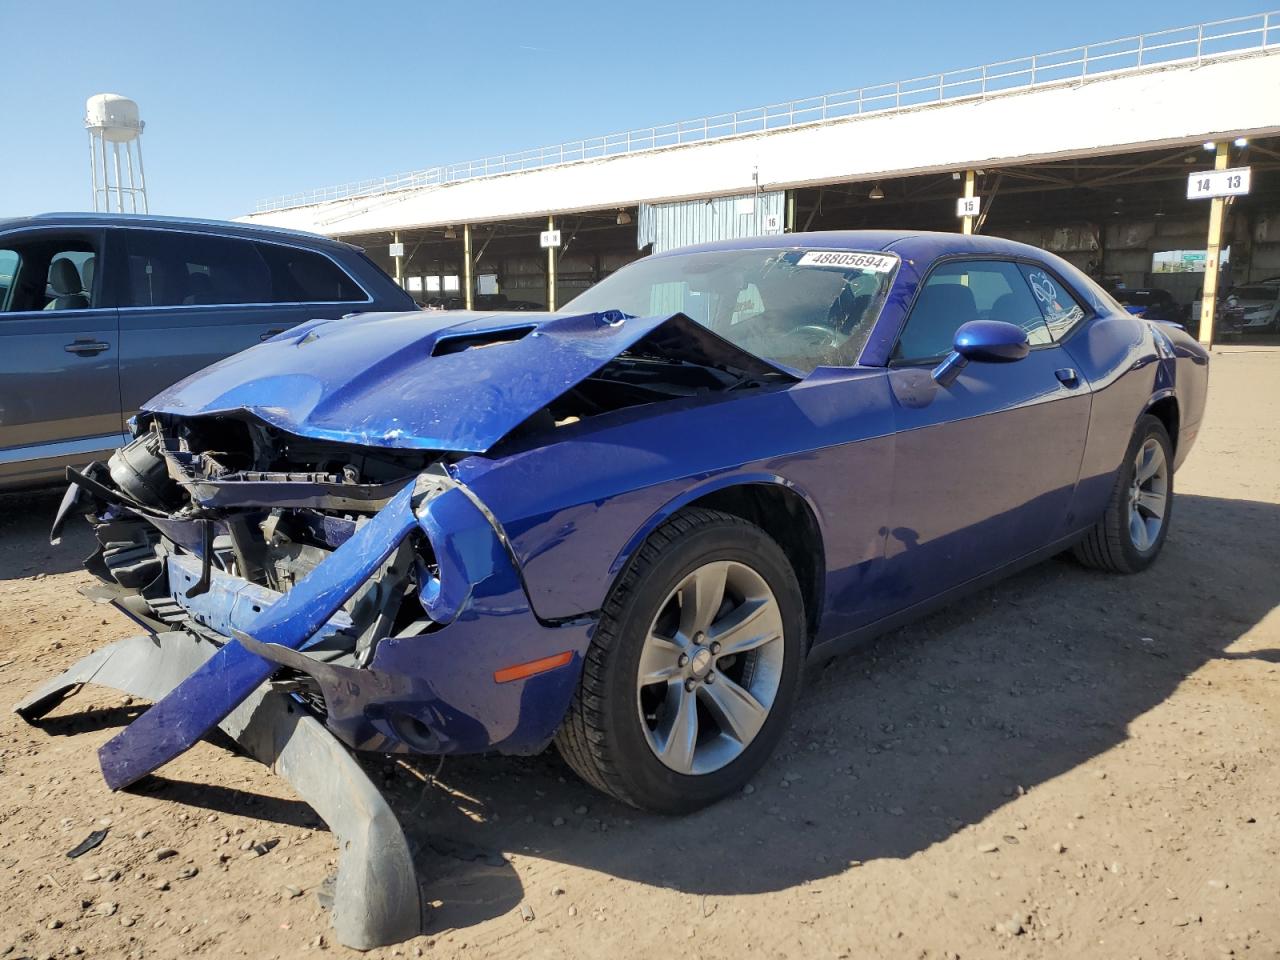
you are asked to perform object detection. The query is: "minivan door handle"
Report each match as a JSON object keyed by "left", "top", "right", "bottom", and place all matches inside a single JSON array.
[
  {"left": 1054, "top": 367, "right": 1080, "bottom": 387},
  {"left": 259, "top": 328, "right": 285, "bottom": 341},
  {"left": 64, "top": 340, "right": 111, "bottom": 356}
]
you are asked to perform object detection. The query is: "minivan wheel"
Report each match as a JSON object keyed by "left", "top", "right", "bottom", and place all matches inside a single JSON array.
[{"left": 555, "top": 508, "right": 805, "bottom": 814}]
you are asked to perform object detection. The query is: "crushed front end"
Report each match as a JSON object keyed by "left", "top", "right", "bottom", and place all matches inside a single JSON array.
[
  {"left": 50, "top": 411, "right": 592, "bottom": 763},
  {"left": 13, "top": 413, "right": 594, "bottom": 949}
]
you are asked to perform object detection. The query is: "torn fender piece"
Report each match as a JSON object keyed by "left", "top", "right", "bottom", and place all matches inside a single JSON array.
[{"left": 97, "top": 480, "right": 421, "bottom": 791}]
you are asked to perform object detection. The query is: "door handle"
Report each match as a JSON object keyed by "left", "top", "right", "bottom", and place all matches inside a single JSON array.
[
  {"left": 1054, "top": 367, "right": 1080, "bottom": 387},
  {"left": 260, "top": 328, "right": 286, "bottom": 341},
  {"left": 64, "top": 340, "right": 111, "bottom": 356}
]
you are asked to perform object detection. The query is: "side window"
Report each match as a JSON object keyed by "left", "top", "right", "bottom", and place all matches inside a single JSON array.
[
  {"left": 255, "top": 242, "right": 366, "bottom": 303},
  {"left": 894, "top": 260, "right": 1051, "bottom": 362},
  {"left": 123, "top": 230, "right": 271, "bottom": 307},
  {"left": 0, "top": 234, "right": 100, "bottom": 312},
  {"left": 1019, "top": 264, "right": 1086, "bottom": 340},
  {"left": 0, "top": 249, "right": 18, "bottom": 311}
]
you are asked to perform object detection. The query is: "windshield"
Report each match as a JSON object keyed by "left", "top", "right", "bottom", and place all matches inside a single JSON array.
[
  {"left": 560, "top": 248, "right": 898, "bottom": 373},
  {"left": 1229, "top": 286, "right": 1279, "bottom": 302}
]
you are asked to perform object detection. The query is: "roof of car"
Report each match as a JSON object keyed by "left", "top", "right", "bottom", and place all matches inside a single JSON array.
[
  {"left": 0, "top": 212, "right": 362, "bottom": 252},
  {"left": 646, "top": 229, "right": 1059, "bottom": 262}
]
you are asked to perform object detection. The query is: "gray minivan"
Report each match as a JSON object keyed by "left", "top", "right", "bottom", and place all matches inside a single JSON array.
[{"left": 0, "top": 213, "right": 417, "bottom": 491}]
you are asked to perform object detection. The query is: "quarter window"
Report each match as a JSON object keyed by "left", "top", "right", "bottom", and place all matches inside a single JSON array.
[
  {"left": 1019, "top": 264, "right": 1086, "bottom": 340},
  {"left": 255, "top": 242, "right": 365, "bottom": 303},
  {"left": 894, "top": 260, "right": 1052, "bottom": 362}
]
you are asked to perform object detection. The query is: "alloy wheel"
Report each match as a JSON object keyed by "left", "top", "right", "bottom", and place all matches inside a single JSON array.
[
  {"left": 635, "top": 560, "right": 785, "bottom": 775},
  {"left": 1127, "top": 436, "right": 1169, "bottom": 552}
]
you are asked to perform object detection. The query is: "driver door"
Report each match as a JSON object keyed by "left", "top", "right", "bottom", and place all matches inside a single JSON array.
[{"left": 876, "top": 258, "right": 1091, "bottom": 614}]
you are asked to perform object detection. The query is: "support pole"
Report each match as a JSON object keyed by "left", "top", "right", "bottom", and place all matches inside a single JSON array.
[
  {"left": 962, "top": 170, "right": 976, "bottom": 235},
  {"left": 99, "top": 137, "right": 111, "bottom": 214},
  {"left": 785, "top": 190, "right": 796, "bottom": 234},
  {"left": 112, "top": 142, "right": 125, "bottom": 213},
  {"left": 1198, "top": 142, "right": 1230, "bottom": 348},
  {"left": 124, "top": 147, "right": 137, "bottom": 213},
  {"left": 392, "top": 230, "right": 404, "bottom": 288},
  {"left": 547, "top": 214, "right": 557, "bottom": 311},
  {"left": 463, "top": 224, "right": 474, "bottom": 311},
  {"left": 88, "top": 133, "right": 100, "bottom": 211},
  {"left": 133, "top": 141, "right": 149, "bottom": 214}
]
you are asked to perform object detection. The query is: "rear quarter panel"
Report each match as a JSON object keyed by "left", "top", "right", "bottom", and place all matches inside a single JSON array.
[{"left": 1059, "top": 312, "right": 1203, "bottom": 525}]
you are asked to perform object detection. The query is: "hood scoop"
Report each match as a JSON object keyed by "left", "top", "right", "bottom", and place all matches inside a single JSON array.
[{"left": 431, "top": 325, "right": 537, "bottom": 356}]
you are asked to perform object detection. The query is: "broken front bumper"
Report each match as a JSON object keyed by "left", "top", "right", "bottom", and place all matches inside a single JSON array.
[{"left": 231, "top": 476, "right": 595, "bottom": 758}]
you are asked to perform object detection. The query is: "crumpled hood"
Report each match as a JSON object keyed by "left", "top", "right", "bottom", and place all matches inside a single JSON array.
[{"left": 143, "top": 309, "right": 791, "bottom": 452}]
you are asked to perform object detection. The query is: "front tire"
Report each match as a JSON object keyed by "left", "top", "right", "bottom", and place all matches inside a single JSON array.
[
  {"left": 1073, "top": 414, "right": 1173, "bottom": 573},
  {"left": 556, "top": 508, "right": 805, "bottom": 814}
]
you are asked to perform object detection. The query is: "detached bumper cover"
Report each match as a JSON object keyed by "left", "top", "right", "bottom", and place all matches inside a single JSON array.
[{"left": 13, "top": 632, "right": 423, "bottom": 951}]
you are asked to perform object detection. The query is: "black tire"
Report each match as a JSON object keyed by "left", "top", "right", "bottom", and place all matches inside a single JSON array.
[
  {"left": 1073, "top": 414, "right": 1174, "bottom": 574},
  {"left": 555, "top": 508, "right": 806, "bottom": 814}
]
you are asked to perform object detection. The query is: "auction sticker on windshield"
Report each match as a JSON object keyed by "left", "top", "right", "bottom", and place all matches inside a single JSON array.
[{"left": 797, "top": 251, "right": 898, "bottom": 272}]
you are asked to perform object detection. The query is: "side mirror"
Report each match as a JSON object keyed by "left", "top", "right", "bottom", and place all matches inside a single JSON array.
[{"left": 932, "top": 320, "right": 1030, "bottom": 386}]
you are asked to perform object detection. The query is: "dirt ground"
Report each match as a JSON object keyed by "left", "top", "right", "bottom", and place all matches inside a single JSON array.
[{"left": 1, "top": 348, "right": 1277, "bottom": 960}]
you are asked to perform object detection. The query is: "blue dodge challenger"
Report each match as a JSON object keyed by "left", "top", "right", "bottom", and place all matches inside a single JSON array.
[{"left": 19, "top": 231, "right": 1209, "bottom": 815}]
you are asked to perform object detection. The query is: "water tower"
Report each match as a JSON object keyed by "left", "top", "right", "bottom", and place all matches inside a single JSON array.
[{"left": 85, "top": 93, "right": 148, "bottom": 213}]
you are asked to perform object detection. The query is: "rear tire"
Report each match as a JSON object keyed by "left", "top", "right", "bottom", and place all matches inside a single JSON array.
[
  {"left": 1073, "top": 414, "right": 1173, "bottom": 574},
  {"left": 556, "top": 508, "right": 805, "bottom": 814}
]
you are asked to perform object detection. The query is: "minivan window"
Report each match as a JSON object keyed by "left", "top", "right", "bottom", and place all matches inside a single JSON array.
[
  {"left": 124, "top": 230, "right": 271, "bottom": 307},
  {"left": 0, "top": 249, "right": 18, "bottom": 310},
  {"left": 0, "top": 234, "right": 100, "bottom": 312}
]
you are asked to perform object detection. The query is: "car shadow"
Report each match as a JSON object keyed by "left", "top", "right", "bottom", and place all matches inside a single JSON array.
[
  {"left": 367, "top": 492, "right": 1280, "bottom": 932},
  {"left": 0, "top": 487, "right": 93, "bottom": 579},
  {"left": 9, "top": 493, "right": 1277, "bottom": 940}
]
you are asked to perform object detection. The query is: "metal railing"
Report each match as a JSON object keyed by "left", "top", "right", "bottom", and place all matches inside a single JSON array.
[{"left": 255, "top": 11, "right": 1278, "bottom": 213}]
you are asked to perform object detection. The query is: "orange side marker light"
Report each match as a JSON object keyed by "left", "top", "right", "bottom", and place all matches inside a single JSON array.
[{"left": 493, "top": 650, "right": 574, "bottom": 684}]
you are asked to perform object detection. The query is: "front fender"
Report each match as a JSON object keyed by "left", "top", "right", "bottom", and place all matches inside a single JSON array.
[{"left": 607, "top": 471, "right": 827, "bottom": 578}]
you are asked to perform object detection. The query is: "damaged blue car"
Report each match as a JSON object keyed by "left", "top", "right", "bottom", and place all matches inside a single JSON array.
[{"left": 17, "top": 231, "right": 1207, "bottom": 942}]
